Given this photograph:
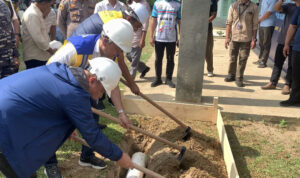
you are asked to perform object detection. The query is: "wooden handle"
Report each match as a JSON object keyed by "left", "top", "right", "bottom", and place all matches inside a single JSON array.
[
  {"left": 120, "top": 79, "right": 188, "bottom": 129},
  {"left": 133, "top": 163, "right": 165, "bottom": 178},
  {"left": 92, "top": 108, "right": 182, "bottom": 151},
  {"left": 72, "top": 136, "right": 165, "bottom": 178}
]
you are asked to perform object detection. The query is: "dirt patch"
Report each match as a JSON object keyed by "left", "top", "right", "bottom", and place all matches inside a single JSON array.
[
  {"left": 57, "top": 114, "right": 227, "bottom": 178},
  {"left": 126, "top": 115, "right": 227, "bottom": 178}
]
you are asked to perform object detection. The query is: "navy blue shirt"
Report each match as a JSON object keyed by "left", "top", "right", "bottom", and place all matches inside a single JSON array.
[
  {"left": 209, "top": 0, "right": 218, "bottom": 32},
  {"left": 291, "top": 6, "right": 300, "bottom": 52}
]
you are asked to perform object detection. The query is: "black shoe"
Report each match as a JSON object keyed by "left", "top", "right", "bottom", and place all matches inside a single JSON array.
[
  {"left": 79, "top": 155, "right": 107, "bottom": 170},
  {"left": 280, "top": 99, "right": 300, "bottom": 107},
  {"left": 235, "top": 80, "right": 244, "bottom": 87},
  {"left": 258, "top": 62, "right": 267, "bottom": 68},
  {"left": 44, "top": 165, "right": 62, "bottom": 178},
  {"left": 98, "top": 123, "right": 107, "bottom": 129},
  {"left": 165, "top": 79, "right": 176, "bottom": 88},
  {"left": 140, "top": 67, "right": 150, "bottom": 78},
  {"left": 108, "top": 97, "right": 114, "bottom": 108},
  {"left": 151, "top": 79, "right": 162, "bottom": 87},
  {"left": 224, "top": 76, "right": 235, "bottom": 82}
]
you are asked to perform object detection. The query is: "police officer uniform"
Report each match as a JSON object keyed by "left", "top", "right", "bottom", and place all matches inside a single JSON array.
[
  {"left": 0, "top": 0, "right": 19, "bottom": 79},
  {"left": 57, "top": 0, "right": 96, "bottom": 38}
]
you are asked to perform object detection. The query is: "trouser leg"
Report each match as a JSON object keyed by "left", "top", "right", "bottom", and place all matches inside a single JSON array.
[
  {"left": 165, "top": 42, "right": 176, "bottom": 80},
  {"left": 205, "top": 30, "right": 214, "bottom": 72},
  {"left": 289, "top": 51, "right": 300, "bottom": 102},
  {"left": 154, "top": 41, "right": 166, "bottom": 80},
  {"left": 270, "top": 44, "right": 285, "bottom": 85},
  {"left": 285, "top": 46, "right": 293, "bottom": 86},
  {"left": 258, "top": 27, "right": 265, "bottom": 60},
  {"left": 236, "top": 41, "right": 251, "bottom": 80},
  {"left": 228, "top": 41, "right": 240, "bottom": 78},
  {"left": 260, "top": 26, "right": 275, "bottom": 64}
]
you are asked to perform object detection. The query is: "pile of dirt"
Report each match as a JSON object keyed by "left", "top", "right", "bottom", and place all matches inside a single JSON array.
[{"left": 124, "top": 114, "right": 227, "bottom": 178}]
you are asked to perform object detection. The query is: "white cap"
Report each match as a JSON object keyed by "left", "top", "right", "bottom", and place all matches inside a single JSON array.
[
  {"left": 88, "top": 57, "right": 121, "bottom": 97},
  {"left": 102, "top": 19, "right": 134, "bottom": 53},
  {"left": 129, "top": 2, "right": 149, "bottom": 25}
]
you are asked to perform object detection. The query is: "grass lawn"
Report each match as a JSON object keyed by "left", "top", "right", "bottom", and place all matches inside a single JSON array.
[{"left": 223, "top": 114, "right": 300, "bottom": 178}]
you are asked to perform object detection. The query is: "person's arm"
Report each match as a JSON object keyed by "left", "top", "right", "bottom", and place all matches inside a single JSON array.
[
  {"left": 110, "top": 86, "right": 131, "bottom": 128},
  {"left": 149, "top": 17, "right": 157, "bottom": 47},
  {"left": 139, "top": 30, "right": 147, "bottom": 48},
  {"left": 225, "top": 5, "right": 233, "bottom": 49},
  {"left": 57, "top": 0, "right": 68, "bottom": 38},
  {"left": 62, "top": 94, "right": 133, "bottom": 169},
  {"left": 209, "top": 12, "right": 217, "bottom": 23},
  {"left": 283, "top": 24, "right": 297, "bottom": 57},
  {"left": 274, "top": 0, "right": 285, "bottom": 13},
  {"left": 10, "top": 20, "right": 20, "bottom": 68},
  {"left": 12, "top": 19, "right": 20, "bottom": 47},
  {"left": 209, "top": 0, "right": 218, "bottom": 23},
  {"left": 251, "top": 5, "right": 259, "bottom": 49},
  {"left": 149, "top": 2, "right": 158, "bottom": 47},
  {"left": 50, "top": 25, "right": 56, "bottom": 41},
  {"left": 117, "top": 53, "right": 140, "bottom": 95}
]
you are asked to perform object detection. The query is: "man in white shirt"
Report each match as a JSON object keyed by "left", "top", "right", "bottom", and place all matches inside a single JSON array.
[
  {"left": 94, "top": 0, "right": 126, "bottom": 13},
  {"left": 21, "top": 0, "right": 56, "bottom": 69}
]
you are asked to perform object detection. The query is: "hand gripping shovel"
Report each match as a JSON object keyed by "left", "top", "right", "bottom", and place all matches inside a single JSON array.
[
  {"left": 72, "top": 136, "right": 165, "bottom": 178},
  {"left": 92, "top": 108, "right": 186, "bottom": 162},
  {"left": 120, "top": 79, "right": 191, "bottom": 141}
]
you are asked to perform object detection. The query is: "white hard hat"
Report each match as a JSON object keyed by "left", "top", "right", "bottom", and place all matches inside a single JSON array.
[
  {"left": 102, "top": 19, "right": 134, "bottom": 53},
  {"left": 88, "top": 57, "right": 121, "bottom": 97},
  {"left": 129, "top": 2, "right": 149, "bottom": 25}
]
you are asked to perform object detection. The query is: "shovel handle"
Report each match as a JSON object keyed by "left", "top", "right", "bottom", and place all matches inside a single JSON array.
[
  {"left": 72, "top": 136, "right": 165, "bottom": 178},
  {"left": 92, "top": 108, "right": 182, "bottom": 151},
  {"left": 120, "top": 79, "right": 188, "bottom": 129}
]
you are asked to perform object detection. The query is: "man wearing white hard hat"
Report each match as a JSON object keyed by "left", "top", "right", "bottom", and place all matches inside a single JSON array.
[
  {"left": 0, "top": 58, "right": 134, "bottom": 178},
  {"left": 46, "top": 18, "right": 133, "bottom": 177}
]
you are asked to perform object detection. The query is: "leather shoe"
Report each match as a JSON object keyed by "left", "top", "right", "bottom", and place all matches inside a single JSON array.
[
  {"left": 224, "top": 76, "right": 235, "bottom": 82},
  {"left": 280, "top": 99, "right": 300, "bottom": 107},
  {"left": 165, "top": 79, "right": 176, "bottom": 88},
  {"left": 151, "top": 79, "right": 162, "bottom": 87},
  {"left": 235, "top": 80, "right": 244, "bottom": 87},
  {"left": 261, "top": 82, "right": 276, "bottom": 90},
  {"left": 140, "top": 67, "right": 150, "bottom": 78}
]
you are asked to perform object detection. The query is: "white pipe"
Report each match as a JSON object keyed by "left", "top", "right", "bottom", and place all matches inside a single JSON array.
[{"left": 126, "top": 152, "right": 147, "bottom": 178}]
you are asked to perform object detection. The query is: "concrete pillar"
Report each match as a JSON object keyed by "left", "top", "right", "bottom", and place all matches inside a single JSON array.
[{"left": 175, "top": 0, "right": 210, "bottom": 103}]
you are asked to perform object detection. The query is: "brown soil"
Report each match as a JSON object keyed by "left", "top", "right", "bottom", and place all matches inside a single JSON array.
[
  {"left": 58, "top": 115, "right": 227, "bottom": 178},
  {"left": 123, "top": 115, "right": 227, "bottom": 178}
]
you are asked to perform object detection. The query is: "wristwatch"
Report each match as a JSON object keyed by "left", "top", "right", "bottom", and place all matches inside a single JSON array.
[{"left": 118, "top": 109, "right": 124, "bottom": 114}]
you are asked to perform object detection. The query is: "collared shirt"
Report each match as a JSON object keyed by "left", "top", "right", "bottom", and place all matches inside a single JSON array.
[
  {"left": 226, "top": 0, "right": 258, "bottom": 42},
  {"left": 57, "top": 0, "right": 96, "bottom": 38},
  {"left": 152, "top": 0, "right": 181, "bottom": 42},
  {"left": 291, "top": 7, "right": 300, "bottom": 52},
  {"left": 21, "top": 3, "right": 51, "bottom": 61},
  {"left": 132, "top": 0, "right": 151, "bottom": 47},
  {"left": 94, "top": 0, "right": 125, "bottom": 13},
  {"left": 259, "top": 0, "right": 277, "bottom": 27},
  {"left": 277, "top": 3, "right": 297, "bottom": 45}
]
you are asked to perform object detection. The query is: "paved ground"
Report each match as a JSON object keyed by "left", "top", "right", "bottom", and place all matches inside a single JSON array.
[{"left": 123, "top": 36, "right": 300, "bottom": 119}]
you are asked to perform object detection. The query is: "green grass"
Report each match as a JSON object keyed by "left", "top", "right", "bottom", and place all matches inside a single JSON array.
[{"left": 223, "top": 117, "right": 300, "bottom": 178}]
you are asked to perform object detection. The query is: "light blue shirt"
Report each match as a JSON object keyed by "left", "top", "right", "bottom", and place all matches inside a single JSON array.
[{"left": 259, "top": 0, "right": 277, "bottom": 27}]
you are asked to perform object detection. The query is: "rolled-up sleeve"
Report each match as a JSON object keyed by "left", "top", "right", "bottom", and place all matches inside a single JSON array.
[
  {"left": 24, "top": 14, "right": 49, "bottom": 51},
  {"left": 226, "top": 5, "right": 233, "bottom": 26},
  {"left": 63, "top": 93, "right": 123, "bottom": 161}
]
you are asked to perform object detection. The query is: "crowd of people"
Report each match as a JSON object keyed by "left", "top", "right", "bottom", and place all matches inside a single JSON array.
[
  {"left": 0, "top": 0, "right": 299, "bottom": 177},
  {"left": 224, "top": 0, "right": 300, "bottom": 107}
]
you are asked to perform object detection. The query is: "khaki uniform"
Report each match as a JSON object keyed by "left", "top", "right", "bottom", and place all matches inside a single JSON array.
[
  {"left": 226, "top": 0, "right": 258, "bottom": 80},
  {"left": 57, "top": 0, "right": 96, "bottom": 38}
]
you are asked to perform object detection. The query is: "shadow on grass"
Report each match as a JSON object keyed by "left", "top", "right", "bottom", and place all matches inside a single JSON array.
[{"left": 225, "top": 125, "right": 260, "bottom": 178}]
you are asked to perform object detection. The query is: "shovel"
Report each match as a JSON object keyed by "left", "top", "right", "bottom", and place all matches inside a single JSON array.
[
  {"left": 72, "top": 136, "right": 165, "bottom": 178},
  {"left": 92, "top": 108, "right": 186, "bottom": 162},
  {"left": 120, "top": 79, "right": 192, "bottom": 141}
]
